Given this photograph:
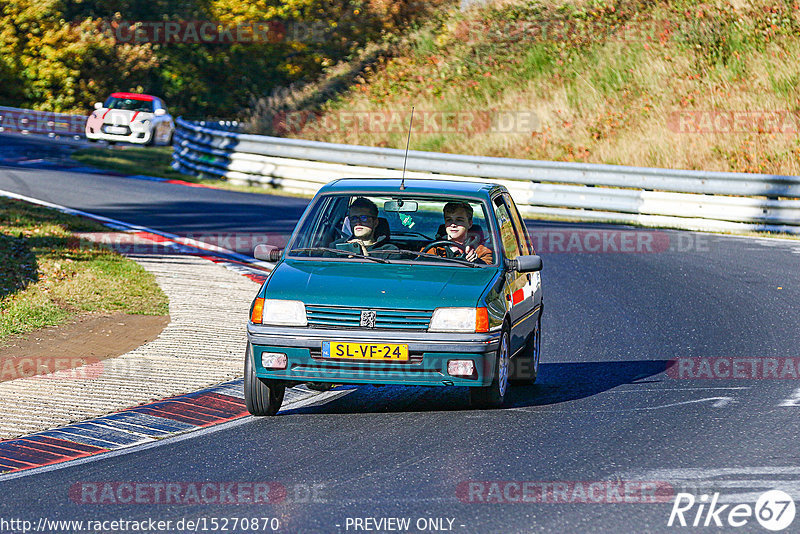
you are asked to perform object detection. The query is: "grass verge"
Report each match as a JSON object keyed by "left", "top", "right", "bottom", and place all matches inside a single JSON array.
[
  {"left": 0, "top": 197, "right": 169, "bottom": 342},
  {"left": 72, "top": 146, "right": 186, "bottom": 181},
  {"left": 269, "top": 0, "right": 800, "bottom": 176},
  {"left": 71, "top": 146, "right": 310, "bottom": 196}
]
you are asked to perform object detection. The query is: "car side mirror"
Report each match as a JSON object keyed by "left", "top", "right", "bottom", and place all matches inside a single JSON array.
[
  {"left": 154, "top": 108, "right": 166, "bottom": 116},
  {"left": 94, "top": 102, "right": 103, "bottom": 109},
  {"left": 506, "top": 255, "right": 542, "bottom": 273},
  {"left": 254, "top": 244, "right": 283, "bottom": 262}
]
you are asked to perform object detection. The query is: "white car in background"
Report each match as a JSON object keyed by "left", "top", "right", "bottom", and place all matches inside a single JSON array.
[{"left": 85, "top": 92, "right": 174, "bottom": 146}]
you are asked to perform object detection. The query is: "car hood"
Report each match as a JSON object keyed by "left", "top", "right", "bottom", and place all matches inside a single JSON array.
[
  {"left": 96, "top": 109, "right": 155, "bottom": 125},
  {"left": 263, "top": 259, "right": 499, "bottom": 310}
]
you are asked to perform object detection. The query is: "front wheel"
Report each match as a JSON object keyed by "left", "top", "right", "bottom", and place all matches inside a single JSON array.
[
  {"left": 306, "top": 382, "right": 333, "bottom": 392},
  {"left": 244, "top": 343, "right": 285, "bottom": 416},
  {"left": 470, "top": 330, "right": 510, "bottom": 409}
]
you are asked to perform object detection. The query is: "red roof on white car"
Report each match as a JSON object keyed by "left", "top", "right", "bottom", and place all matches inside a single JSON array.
[{"left": 110, "top": 92, "right": 155, "bottom": 101}]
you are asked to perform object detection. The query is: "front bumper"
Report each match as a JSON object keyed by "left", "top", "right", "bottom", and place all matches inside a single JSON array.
[
  {"left": 247, "top": 325, "right": 501, "bottom": 387},
  {"left": 85, "top": 127, "right": 152, "bottom": 144}
]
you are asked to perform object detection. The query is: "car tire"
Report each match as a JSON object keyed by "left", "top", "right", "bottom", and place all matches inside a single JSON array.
[
  {"left": 244, "top": 343, "right": 285, "bottom": 416},
  {"left": 469, "top": 330, "right": 510, "bottom": 409},
  {"left": 306, "top": 382, "right": 333, "bottom": 392},
  {"left": 510, "top": 316, "right": 541, "bottom": 386}
]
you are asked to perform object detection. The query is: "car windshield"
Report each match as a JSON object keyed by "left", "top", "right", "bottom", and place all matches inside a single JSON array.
[
  {"left": 103, "top": 96, "right": 155, "bottom": 112},
  {"left": 287, "top": 194, "right": 497, "bottom": 266}
]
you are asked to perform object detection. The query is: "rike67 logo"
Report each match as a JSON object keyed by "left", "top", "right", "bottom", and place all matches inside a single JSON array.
[{"left": 668, "top": 490, "right": 796, "bottom": 531}]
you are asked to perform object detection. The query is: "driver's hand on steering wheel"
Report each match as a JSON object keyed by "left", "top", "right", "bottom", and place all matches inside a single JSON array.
[{"left": 463, "top": 245, "right": 478, "bottom": 262}]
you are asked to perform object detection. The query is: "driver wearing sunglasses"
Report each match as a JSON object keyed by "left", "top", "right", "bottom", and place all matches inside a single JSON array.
[{"left": 329, "top": 197, "right": 398, "bottom": 257}]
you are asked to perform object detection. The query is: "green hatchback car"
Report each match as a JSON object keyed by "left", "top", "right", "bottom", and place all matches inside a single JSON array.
[{"left": 245, "top": 178, "right": 543, "bottom": 414}]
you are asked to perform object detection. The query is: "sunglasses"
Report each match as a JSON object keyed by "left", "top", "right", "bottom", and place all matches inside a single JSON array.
[{"left": 348, "top": 215, "right": 375, "bottom": 224}]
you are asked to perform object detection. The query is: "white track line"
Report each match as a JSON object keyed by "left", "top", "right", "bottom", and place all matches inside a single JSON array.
[{"left": 0, "top": 188, "right": 274, "bottom": 270}]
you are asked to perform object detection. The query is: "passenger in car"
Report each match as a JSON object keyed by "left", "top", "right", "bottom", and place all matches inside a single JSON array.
[
  {"left": 424, "top": 201, "right": 493, "bottom": 264},
  {"left": 329, "top": 197, "right": 398, "bottom": 257}
]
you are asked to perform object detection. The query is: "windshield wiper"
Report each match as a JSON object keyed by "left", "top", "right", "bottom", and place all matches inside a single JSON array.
[
  {"left": 380, "top": 249, "right": 480, "bottom": 268},
  {"left": 290, "top": 247, "right": 390, "bottom": 264}
]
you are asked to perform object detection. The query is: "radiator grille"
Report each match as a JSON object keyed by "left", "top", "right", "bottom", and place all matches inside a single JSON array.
[{"left": 305, "top": 305, "right": 432, "bottom": 331}]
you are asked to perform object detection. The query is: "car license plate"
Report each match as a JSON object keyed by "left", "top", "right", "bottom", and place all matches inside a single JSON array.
[
  {"left": 322, "top": 342, "right": 409, "bottom": 361},
  {"left": 104, "top": 126, "right": 127, "bottom": 135}
]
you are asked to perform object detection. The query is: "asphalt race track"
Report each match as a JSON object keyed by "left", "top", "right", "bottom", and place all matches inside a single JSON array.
[{"left": 1, "top": 134, "right": 800, "bottom": 533}]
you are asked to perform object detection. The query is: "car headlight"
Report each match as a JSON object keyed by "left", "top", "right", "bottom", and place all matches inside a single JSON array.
[
  {"left": 429, "top": 307, "right": 489, "bottom": 333},
  {"left": 252, "top": 298, "right": 307, "bottom": 326}
]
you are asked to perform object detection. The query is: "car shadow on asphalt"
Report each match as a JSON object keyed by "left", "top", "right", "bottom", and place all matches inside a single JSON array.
[{"left": 280, "top": 359, "right": 675, "bottom": 416}]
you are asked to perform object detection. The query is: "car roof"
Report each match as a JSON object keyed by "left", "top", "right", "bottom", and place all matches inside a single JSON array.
[
  {"left": 109, "top": 92, "right": 156, "bottom": 102},
  {"left": 317, "top": 178, "right": 505, "bottom": 199}
]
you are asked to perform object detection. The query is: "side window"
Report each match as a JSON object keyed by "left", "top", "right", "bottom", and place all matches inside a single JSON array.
[
  {"left": 493, "top": 196, "right": 519, "bottom": 261},
  {"left": 298, "top": 196, "right": 344, "bottom": 249},
  {"left": 502, "top": 193, "right": 533, "bottom": 255}
]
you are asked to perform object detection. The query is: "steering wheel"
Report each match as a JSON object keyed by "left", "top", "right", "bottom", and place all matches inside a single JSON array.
[{"left": 421, "top": 239, "right": 468, "bottom": 259}]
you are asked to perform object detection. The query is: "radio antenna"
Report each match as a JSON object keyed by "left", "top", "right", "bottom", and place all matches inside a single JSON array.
[{"left": 400, "top": 107, "right": 414, "bottom": 191}]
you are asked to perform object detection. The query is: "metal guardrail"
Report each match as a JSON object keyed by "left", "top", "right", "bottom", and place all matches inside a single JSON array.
[
  {"left": 0, "top": 106, "right": 85, "bottom": 138},
  {"left": 179, "top": 118, "right": 243, "bottom": 133},
  {"left": 172, "top": 117, "right": 800, "bottom": 234}
]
